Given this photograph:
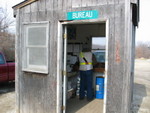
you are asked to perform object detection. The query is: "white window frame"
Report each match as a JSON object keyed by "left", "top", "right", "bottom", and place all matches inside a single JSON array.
[{"left": 22, "top": 21, "right": 50, "bottom": 74}]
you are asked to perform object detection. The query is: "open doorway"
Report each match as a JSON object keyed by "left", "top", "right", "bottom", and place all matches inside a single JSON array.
[{"left": 61, "top": 22, "right": 107, "bottom": 113}]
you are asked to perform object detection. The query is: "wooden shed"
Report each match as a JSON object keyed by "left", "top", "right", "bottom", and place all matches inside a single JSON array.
[{"left": 13, "top": 0, "right": 139, "bottom": 113}]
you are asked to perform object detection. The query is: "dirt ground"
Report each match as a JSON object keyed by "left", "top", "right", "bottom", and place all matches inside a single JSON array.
[{"left": 0, "top": 59, "right": 150, "bottom": 113}]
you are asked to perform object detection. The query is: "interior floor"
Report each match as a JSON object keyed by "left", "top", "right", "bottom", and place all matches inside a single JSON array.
[{"left": 66, "top": 98, "right": 103, "bottom": 113}]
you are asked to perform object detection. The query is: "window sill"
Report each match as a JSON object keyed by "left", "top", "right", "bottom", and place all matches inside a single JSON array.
[{"left": 22, "top": 68, "right": 48, "bottom": 74}]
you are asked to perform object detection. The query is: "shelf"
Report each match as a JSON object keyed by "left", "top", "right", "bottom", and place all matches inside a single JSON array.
[{"left": 67, "top": 72, "right": 78, "bottom": 77}]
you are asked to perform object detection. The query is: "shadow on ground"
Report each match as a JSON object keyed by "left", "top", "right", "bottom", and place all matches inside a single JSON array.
[
  {"left": 0, "top": 82, "right": 15, "bottom": 95},
  {"left": 66, "top": 97, "right": 103, "bottom": 113},
  {"left": 66, "top": 97, "right": 90, "bottom": 113},
  {"left": 132, "top": 83, "right": 147, "bottom": 113}
]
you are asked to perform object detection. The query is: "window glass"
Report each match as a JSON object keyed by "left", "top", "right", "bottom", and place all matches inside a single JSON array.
[
  {"left": 28, "top": 27, "right": 46, "bottom": 46},
  {"left": 0, "top": 54, "right": 5, "bottom": 64},
  {"left": 93, "top": 51, "right": 105, "bottom": 63},
  {"left": 92, "top": 37, "right": 106, "bottom": 63},
  {"left": 92, "top": 37, "right": 106, "bottom": 50},
  {"left": 28, "top": 48, "right": 47, "bottom": 66}
]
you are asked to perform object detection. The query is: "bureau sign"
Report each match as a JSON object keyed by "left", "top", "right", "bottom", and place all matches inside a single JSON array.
[{"left": 67, "top": 10, "right": 99, "bottom": 20}]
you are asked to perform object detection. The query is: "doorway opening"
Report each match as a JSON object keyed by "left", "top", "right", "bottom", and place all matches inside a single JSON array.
[{"left": 61, "top": 22, "right": 107, "bottom": 113}]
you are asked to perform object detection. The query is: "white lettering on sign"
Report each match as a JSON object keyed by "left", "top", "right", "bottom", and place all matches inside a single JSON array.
[{"left": 72, "top": 11, "right": 93, "bottom": 19}]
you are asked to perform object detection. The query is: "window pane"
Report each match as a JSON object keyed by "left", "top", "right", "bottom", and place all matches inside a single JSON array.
[
  {"left": 0, "top": 54, "right": 5, "bottom": 64},
  {"left": 28, "top": 27, "right": 47, "bottom": 46},
  {"left": 92, "top": 37, "right": 106, "bottom": 50},
  {"left": 28, "top": 47, "right": 47, "bottom": 66},
  {"left": 93, "top": 51, "right": 105, "bottom": 63}
]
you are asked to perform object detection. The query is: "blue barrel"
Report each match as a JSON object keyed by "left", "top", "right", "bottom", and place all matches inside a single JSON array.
[{"left": 96, "top": 77, "right": 104, "bottom": 99}]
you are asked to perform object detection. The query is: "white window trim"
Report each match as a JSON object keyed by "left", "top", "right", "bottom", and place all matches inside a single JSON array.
[{"left": 22, "top": 21, "right": 50, "bottom": 74}]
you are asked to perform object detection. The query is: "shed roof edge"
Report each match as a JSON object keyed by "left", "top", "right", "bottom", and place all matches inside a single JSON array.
[{"left": 12, "top": 0, "right": 38, "bottom": 10}]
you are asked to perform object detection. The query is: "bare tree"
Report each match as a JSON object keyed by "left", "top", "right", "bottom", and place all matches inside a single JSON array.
[
  {"left": 0, "top": 6, "right": 15, "bottom": 61},
  {"left": 0, "top": 7, "right": 14, "bottom": 33},
  {"left": 136, "top": 41, "right": 150, "bottom": 59}
]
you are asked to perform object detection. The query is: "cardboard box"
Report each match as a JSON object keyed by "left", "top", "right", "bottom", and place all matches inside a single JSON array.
[{"left": 94, "top": 68, "right": 105, "bottom": 73}]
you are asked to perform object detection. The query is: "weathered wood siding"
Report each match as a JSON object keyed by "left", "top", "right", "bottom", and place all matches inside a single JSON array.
[{"left": 15, "top": 0, "right": 135, "bottom": 113}]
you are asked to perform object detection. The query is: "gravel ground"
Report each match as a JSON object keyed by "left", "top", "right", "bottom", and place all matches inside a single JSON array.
[
  {"left": 0, "top": 82, "right": 15, "bottom": 113},
  {"left": 0, "top": 59, "right": 150, "bottom": 113}
]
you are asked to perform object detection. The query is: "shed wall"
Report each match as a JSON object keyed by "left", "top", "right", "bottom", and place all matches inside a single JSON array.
[{"left": 15, "top": 0, "right": 134, "bottom": 113}]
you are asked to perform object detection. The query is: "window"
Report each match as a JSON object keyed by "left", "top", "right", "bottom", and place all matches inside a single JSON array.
[
  {"left": 93, "top": 51, "right": 105, "bottom": 63},
  {"left": 92, "top": 37, "right": 106, "bottom": 50},
  {"left": 92, "top": 37, "right": 106, "bottom": 63},
  {"left": 23, "top": 22, "right": 49, "bottom": 74},
  {"left": 0, "top": 54, "right": 5, "bottom": 64}
]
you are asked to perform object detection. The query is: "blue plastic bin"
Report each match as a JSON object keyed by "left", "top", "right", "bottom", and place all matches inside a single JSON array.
[{"left": 96, "top": 77, "right": 104, "bottom": 99}]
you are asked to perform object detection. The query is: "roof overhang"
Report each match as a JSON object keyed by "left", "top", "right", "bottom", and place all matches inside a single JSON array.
[{"left": 12, "top": 0, "right": 38, "bottom": 10}]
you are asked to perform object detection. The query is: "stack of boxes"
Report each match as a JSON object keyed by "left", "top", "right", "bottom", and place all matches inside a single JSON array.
[{"left": 67, "top": 54, "right": 78, "bottom": 99}]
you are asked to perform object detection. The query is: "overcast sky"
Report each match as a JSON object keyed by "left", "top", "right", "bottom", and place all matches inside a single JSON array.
[
  {"left": 136, "top": 0, "right": 150, "bottom": 43},
  {"left": 0, "top": 0, "right": 150, "bottom": 43}
]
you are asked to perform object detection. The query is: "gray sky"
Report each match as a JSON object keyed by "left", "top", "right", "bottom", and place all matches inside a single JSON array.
[
  {"left": 136, "top": 0, "right": 150, "bottom": 43},
  {"left": 0, "top": 0, "right": 23, "bottom": 9},
  {"left": 0, "top": 0, "right": 150, "bottom": 43},
  {"left": 0, "top": 0, "right": 24, "bottom": 32}
]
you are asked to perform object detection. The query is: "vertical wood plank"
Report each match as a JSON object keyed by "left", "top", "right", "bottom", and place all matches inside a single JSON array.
[
  {"left": 92, "top": 0, "right": 97, "bottom": 6},
  {"left": 107, "top": 0, "right": 114, "bottom": 4},
  {"left": 46, "top": 0, "right": 54, "bottom": 21},
  {"left": 62, "top": 0, "right": 67, "bottom": 10},
  {"left": 30, "top": 2, "right": 38, "bottom": 22},
  {"left": 81, "top": 0, "right": 88, "bottom": 7},
  {"left": 97, "top": 0, "right": 108, "bottom": 5},
  {"left": 38, "top": 0, "right": 46, "bottom": 11},
  {"left": 22, "top": 5, "right": 31, "bottom": 22},
  {"left": 58, "top": 0, "right": 63, "bottom": 11},
  {"left": 72, "top": 0, "right": 82, "bottom": 8},
  {"left": 15, "top": 9, "right": 20, "bottom": 113},
  {"left": 121, "top": 0, "right": 132, "bottom": 113},
  {"left": 46, "top": 0, "right": 53, "bottom": 11},
  {"left": 37, "top": 0, "right": 47, "bottom": 21},
  {"left": 21, "top": 4, "right": 31, "bottom": 113},
  {"left": 68, "top": 0, "right": 72, "bottom": 11},
  {"left": 53, "top": 0, "right": 58, "bottom": 10}
]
